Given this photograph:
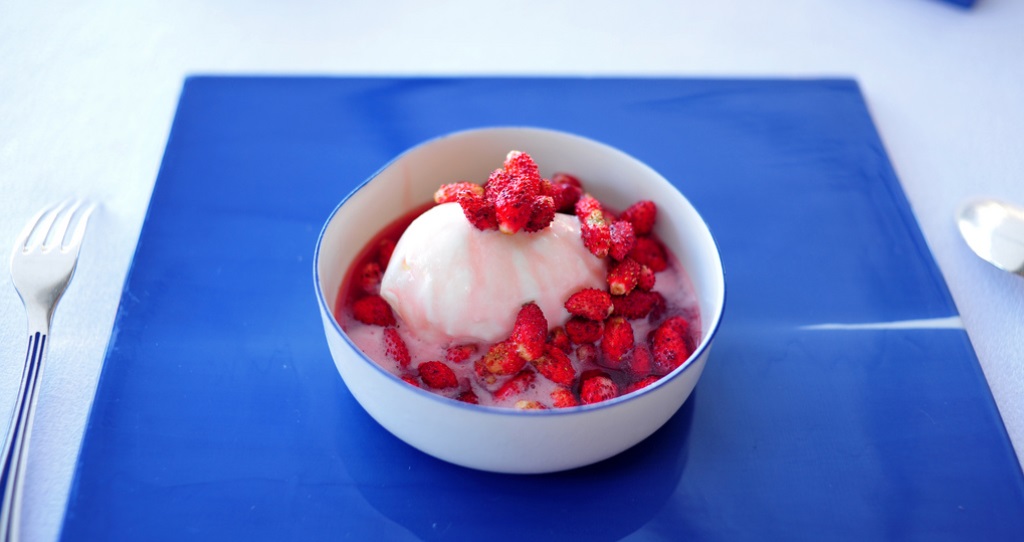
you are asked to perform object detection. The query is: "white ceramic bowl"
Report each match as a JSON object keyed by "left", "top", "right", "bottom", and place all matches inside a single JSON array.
[{"left": 314, "top": 127, "right": 725, "bottom": 474}]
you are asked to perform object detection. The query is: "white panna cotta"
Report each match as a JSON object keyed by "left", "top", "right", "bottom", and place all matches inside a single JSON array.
[{"left": 380, "top": 203, "right": 606, "bottom": 344}]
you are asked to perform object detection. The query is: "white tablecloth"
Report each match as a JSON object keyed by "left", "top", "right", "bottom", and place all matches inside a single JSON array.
[{"left": 2, "top": 1, "right": 1022, "bottom": 540}]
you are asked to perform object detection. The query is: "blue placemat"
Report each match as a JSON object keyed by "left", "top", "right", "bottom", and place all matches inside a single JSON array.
[{"left": 61, "top": 77, "right": 1024, "bottom": 541}]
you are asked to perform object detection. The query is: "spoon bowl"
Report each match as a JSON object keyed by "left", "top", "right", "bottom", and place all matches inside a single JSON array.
[{"left": 957, "top": 198, "right": 1024, "bottom": 276}]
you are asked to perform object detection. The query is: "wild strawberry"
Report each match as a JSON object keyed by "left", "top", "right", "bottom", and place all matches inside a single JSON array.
[
  {"left": 627, "top": 345, "right": 654, "bottom": 377},
  {"left": 551, "top": 389, "right": 579, "bottom": 408},
  {"left": 622, "top": 375, "right": 660, "bottom": 395},
  {"left": 579, "top": 371, "right": 619, "bottom": 405},
  {"left": 548, "top": 180, "right": 582, "bottom": 213},
  {"left": 458, "top": 191, "right": 499, "bottom": 231},
  {"left": 445, "top": 344, "right": 477, "bottom": 364},
  {"left": 418, "top": 361, "right": 458, "bottom": 389},
  {"left": 352, "top": 295, "right": 396, "bottom": 326},
  {"left": 357, "top": 261, "right": 383, "bottom": 294},
  {"left": 457, "top": 390, "right": 479, "bottom": 404},
  {"left": 609, "top": 220, "right": 636, "bottom": 261},
  {"left": 575, "top": 193, "right": 603, "bottom": 217},
  {"left": 551, "top": 387, "right": 579, "bottom": 408},
  {"left": 477, "top": 340, "right": 527, "bottom": 376},
  {"left": 376, "top": 238, "right": 397, "bottom": 268},
  {"left": 607, "top": 258, "right": 641, "bottom": 296},
  {"left": 662, "top": 316, "right": 692, "bottom": 338},
  {"left": 576, "top": 343, "right": 598, "bottom": 365},
  {"left": 580, "top": 217, "right": 611, "bottom": 258},
  {"left": 551, "top": 172, "right": 582, "bottom": 189},
  {"left": 514, "top": 400, "right": 546, "bottom": 410},
  {"left": 565, "top": 317, "right": 603, "bottom": 344},
  {"left": 401, "top": 374, "right": 420, "bottom": 388},
  {"left": 565, "top": 288, "right": 613, "bottom": 321},
  {"left": 503, "top": 150, "right": 542, "bottom": 181},
  {"left": 511, "top": 302, "right": 548, "bottom": 361},
  {"left": 575, "top": 195, "right": 611, "bottom": 258},
  {"left": 612, "top": 290, "right": 664, "bottom": 320},
  {"left": 651, "top": 319, "right": 694, "bottom": 374},
  {"left": 619, "top": 200, "right": 657, "bottom": 236},
  {"left": 548, "top": 326, "right": 571, "bottom": 353},
  {"left": 524, "top": 195, "right": 556, "bottom": 232},
  {"left": 601, "top": 317, "right": 634, "bottom": 364},
  {"left": 532, "top": 344, "right": 576, "bottom": 386},
  {"left": 383, "top": 327, "right": 411, "bottom": 368},
  {"left": 488, "top": 164, "right": 541, "bottom": 234},
  {"left": 629, "top": 236, "right": 668, "bottom": 272},
  {"left": 637, "top": 265, "right": 656, "bottom": 291},
  {"left": 434, "top": 181, "right": 484, "bottom": 204},
  {"left": 493, "top": 370, "right": 536, "bottom": 402}
]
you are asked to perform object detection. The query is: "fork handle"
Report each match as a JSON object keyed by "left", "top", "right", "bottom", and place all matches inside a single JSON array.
[{"left": 0, "top": 331, "right": 48, "bottom": 542}]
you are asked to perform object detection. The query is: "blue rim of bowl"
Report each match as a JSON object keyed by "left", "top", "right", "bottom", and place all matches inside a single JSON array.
[{"left": 313, "top": 126, "right": 727, "bottom": 417}]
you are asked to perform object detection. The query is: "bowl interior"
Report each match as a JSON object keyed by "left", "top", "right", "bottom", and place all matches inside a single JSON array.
[{"left": 316, "top": 127, "right": 724, "bottom": 379}]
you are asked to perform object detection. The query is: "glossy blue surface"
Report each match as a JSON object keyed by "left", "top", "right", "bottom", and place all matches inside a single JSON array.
[{"left": 62, "top": 78, "right": 1024, "bottom": 541}]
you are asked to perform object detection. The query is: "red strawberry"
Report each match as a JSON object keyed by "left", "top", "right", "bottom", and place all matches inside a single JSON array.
[
  {"left": 503, "top": 150, "right": 542, "bottom": 181},
  {"left": 622, "top": 375, "right": 660, "bottom": 395},
  {"left": 477, "top": 340, "right": 527, "bottom": 377},
  {"left": 662, "top": 315, "right": 692, "bottom": 338},
  {"left": 575, "top": 195, "right": 611, "bottom": 258},
  {"left": 383, "top": 327, "right": 411, "bottom": 368},
  {"left": 458, "top": 191, "right": 499, "bottom": 231},
  {"left": 488, "top": 164, "right": 541, "bottom": 234},
  {"left": 651, "top": 319, "right": 694, "bottom": 374},
  {"left": 401, "top": 374, "right": 421, "bottom": 388},
  {"left": 565, "top": 288, "right": 613, "bottom": 321},
  {"left": 565, "top": 317, "right": 603, "bottom": 344},
  {"left": 575, "top": 193, "right": 603, "bottom": 217},
  {"left": 627, "top": 344, "right": 654, "bottom": 377},
  {"left": 445, "top": 344, "right": 477, "bottom": 364},
  {"left": 376, "top": 238, "right": 397, "bottom": 268},
  {"left": 434, "top": 182, "right": 484, "bottom": 204},
  {"left": 607, "top": 258, "right": 641, "bottom": 296},
  {"left": 619, "top": 200, "right": 657, "bottom": 236},
  {"left": 531, "top": 344, "right": 576, "bottom": 386},
  {"left": 548, "top": 326, "right": 571, "bottom": 353},
  {"left": 576, "top": 343, "right": 598, "bottom": 365},
  {"left": 357, "top": 261, "right": 383, "bottom": 294},
  {"left": 418, "top": 361, "right": 458, "bottom": 389},
  {"left": 629, "top": 236, "right": 668, "bottom": 272},
  {"left": 493, "top": 370, "right": 536, "bottom": 402},
  {"left": 612, "top": 290, "right": 664, "bottom": 320},
  {"left": 352, "top": 295, "right": 396, "bottom": 326},
  {"left": 609, "top": 220, "right": 637, "bottom": 261},
  {"left": 551, "top": 387, "right": 579, "bottom": 408},
  {"left": 514, "top": 400, "right": 546, "bottom": 410},
  {"left": 637, "top": 265, "right": 656, "bottom": 291},
  {"left": 548, "top": 180, "right": 582, "bottom": 213},
  {"left": 601, "top": 317, "right": 634, "bottom": 364},
  {"left": 551, "top": 172, "right": 582, "bottom": 189},
  {"left": 511, "top": 302, "right": 548, "bottom": 361},
  {"left": 524, "top": 195, "right": 556, "bottom": 232},
  {"left": 456, "top": 390, "right": 480, "bottom": 404},
  {"left": 579, "top": 371, "right": 619, "bottom": 405}
]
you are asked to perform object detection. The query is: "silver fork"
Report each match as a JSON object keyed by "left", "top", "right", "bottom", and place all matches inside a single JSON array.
[{"left": 2, "top": 200, "right": 94, "bottom": 542}]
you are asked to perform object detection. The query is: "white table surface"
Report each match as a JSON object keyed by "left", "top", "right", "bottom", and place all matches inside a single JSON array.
[{"left": 2, "top": 0, "right": 1023, "bottom": 540}]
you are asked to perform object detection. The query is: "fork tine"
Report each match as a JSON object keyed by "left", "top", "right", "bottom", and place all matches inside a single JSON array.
[
  {"left": 13, "top": 204, "right": 56, "bottom": 252},
  {"left": 49, "top": 200, "right": 85, "bottom": 251},
  {"left": 13, "top": 199, "right": 72, "bottom": 252},
  {"left": 63, "top": 202, "right": 96, "bottom": 252}
]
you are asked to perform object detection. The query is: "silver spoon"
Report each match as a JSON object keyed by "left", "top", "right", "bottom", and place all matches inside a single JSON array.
[{"left": 957, "top": 198, "right": 1024, "bottom": 276}]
